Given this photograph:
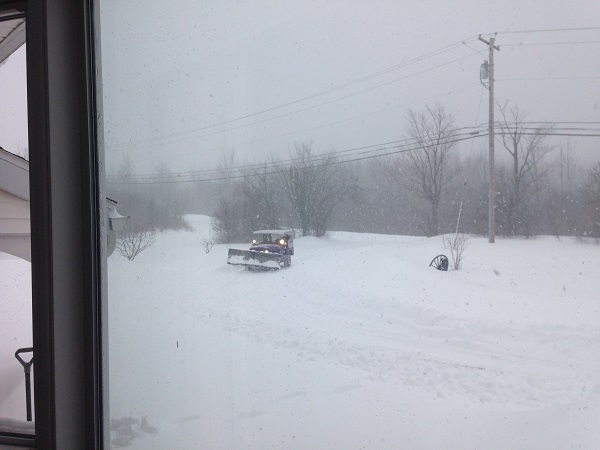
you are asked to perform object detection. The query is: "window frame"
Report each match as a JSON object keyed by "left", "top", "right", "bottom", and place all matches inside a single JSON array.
[{"left": 1, "top": 0, "right": 105, "bottom": 448}]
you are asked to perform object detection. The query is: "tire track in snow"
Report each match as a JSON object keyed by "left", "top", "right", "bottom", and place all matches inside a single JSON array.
[
  {"left": 175, "top": 232, "right": 600, "bottom": 410},
  {"left": 181, "top": 290, "right": 599, "bottom": 409}
]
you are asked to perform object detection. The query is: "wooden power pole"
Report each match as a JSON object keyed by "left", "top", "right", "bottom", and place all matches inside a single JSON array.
[{"left": 479, "top": 35, "right": 499, "bottom": 243}]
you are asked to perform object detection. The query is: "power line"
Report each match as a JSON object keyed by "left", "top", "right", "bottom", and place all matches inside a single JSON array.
[
  {"left": 497, "top": 26, "right": 600, "bottom": 35},
  {"left": 109, "top": 121, "right": 600, "bottom": 181},
  {"left": 240, "top": 119, "right": 600, "bottom": 159},
  {"left": 107, "top": 53, "right": 480, "bottom": 151},
  {"left": 113, "top": 140, "right": 409, "bottom": 179},
  {"left": 502, "top": 40, "right": 600, "bottom": 47},
  {"left": 462, "top": 40, "right": 485, "bottom": 56},
  {"left": 106, "top": 38, "right": 482, "bottom": 151},
  {"left": 503, "top": 127, "right": 600, "bottom": 132},
  {"left": 493, "top": 123, "right": 600, "bottom": 135},
  {"left": 497, "top": 76, "right": 600, "bottom": 82},
  {"left": 474, "top": 121, "right": 600, "bottom": 131},
  {"left": 108, "top": 133, "right": 488, "bottom": 185},
  {"left": 497, "top": 132, "right": 600, "bottom": 138},
  {"left": 104, "top": 28, "right": 598, "bottom": 153},
  {"left": 104, "top": 26, "right": 600, "bottom": 186},
  {"left": 519, "top": 121, "right": 600, "bottom": 124},
  {"left": 119, "top": 82, "right": 482, "bottom": 158},
  {"left": 108, "top": 128, "right": 600, "bottom": 186},
  {"left": 111, "top": 125, "right": 489, "bottom": 180}
]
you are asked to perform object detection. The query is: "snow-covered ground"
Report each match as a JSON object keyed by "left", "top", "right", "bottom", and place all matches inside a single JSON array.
[
  {"left": 0, "top": 252, "right": 32, "bottom": 423},
  {"left": 2, "top": 214, "right": 600, "bottom": 449}
]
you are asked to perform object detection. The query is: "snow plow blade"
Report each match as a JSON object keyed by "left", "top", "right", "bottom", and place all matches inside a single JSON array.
[{"left": 227, "top": 248, "right": 282, "bottom": 271}]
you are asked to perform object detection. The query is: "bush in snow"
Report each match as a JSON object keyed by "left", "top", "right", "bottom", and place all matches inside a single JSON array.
[
  {"left": 201, "top": 237, "right": 215, "bottom": 254},
  {"left": 443, "top": 233, "right": 469, "bottom": 270},
  {"left": 117, "top": 219, "right": 156, "bottom": 261}
]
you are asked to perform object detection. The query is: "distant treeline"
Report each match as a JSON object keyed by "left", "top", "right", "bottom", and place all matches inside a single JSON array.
[{"left": 106, "top": 103, "right": 600, "bottom": 243}]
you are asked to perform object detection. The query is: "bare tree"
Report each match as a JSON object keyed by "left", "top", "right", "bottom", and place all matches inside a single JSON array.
[
  {"left": 211, "top": 196, "right": 244, "bottom": 243},
  {"left": 117, "top": 219, "right": 156, "bottom": 260},
  {"left": 239, "top": 164, "right": 280, "bottom": 231},
  {"left": 584, "top": 162, "right": 600, "bottom": 239},
  {"left": 556, "top": 141, "right": 580, "bottom": 195},
  {"left": 201, "top": 237, "right": 215, "bottom": 254},
  {"left": 276, "top": 142, "right": 317, "bottom": 236},
  {"left": 443, "top": 233, "right": 469, "bottom": 270},
  {"left": 107, "top": 158, "right": 191, "bottom": 232},
  {"left": 309, "top": 156, "right": 357, "bottom": 237},
  {"left": 214, "top": 149, "right": 238, "bottom": 196},
  {"left": 211, "top": 162, "right": 282, "bottom": 243},
  {"left": 442, "top": 201, "right": 469, "bottom": 269},
  {"left": 276, "top": 141, "right": 355, "bottom": 237},
  {"left": 542, "top": 142, "right": 583, "bottom": 236},
  {"left": 397, "top": 103, "right": 458, "bottom": 236},
  {"left": 497, "top": 101, "right": 554, "bottom": 236},
  {"left": 454, "top": 152, "right": 489, "bottom": 236}
]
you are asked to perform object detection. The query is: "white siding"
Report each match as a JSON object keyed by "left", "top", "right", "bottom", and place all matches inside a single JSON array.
[
  {"left": 0, "top": 189, "right": 30, "bottom": 234},
  {"left": 0, "top": 188, "right": 30, "bottom": 260}
]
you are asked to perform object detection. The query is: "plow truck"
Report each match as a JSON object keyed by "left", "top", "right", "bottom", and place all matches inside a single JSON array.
[{"left": 227, "top": 229, "right": 294, "bottom": 271}]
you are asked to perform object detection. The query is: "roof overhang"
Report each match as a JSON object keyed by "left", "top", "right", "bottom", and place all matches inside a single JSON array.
[
  {"left": 0, "top": 3, "right": 26, "bottom": 65},
  {"left": 0, "top": 145, "right": 29, "bottom": 200}
]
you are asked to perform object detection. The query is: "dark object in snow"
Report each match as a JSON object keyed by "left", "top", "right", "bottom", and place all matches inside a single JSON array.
[
  {"left": 429, "top": 254, "right": 449, "bottom": 271},
  {"left": 14, "top": 347, "right": 34, "bottom": 421},
  {"left": 227, "top": 229, "right": 294, "bottom": 271}
]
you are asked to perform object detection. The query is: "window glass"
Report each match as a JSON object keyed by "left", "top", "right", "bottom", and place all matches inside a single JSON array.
[
  {"left": 98, "top": 1, "right": 600, "bottom": 448},
  {"left": 0, "top": 39, "right": 34, "bottom": 436}
]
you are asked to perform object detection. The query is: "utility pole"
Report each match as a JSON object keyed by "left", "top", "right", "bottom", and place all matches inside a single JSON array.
[{"left": 479, "top": 35, "right": 499, "bottom": 243}]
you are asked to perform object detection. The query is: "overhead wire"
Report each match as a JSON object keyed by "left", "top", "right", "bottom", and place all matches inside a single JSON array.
[
  {"left": 112, "top": 120, "right": 600, "bottom": 179},
  {"left": 106, "top": 28, "right": 599, "bottom": 153},
  {"left": 127, "top": 82, "right": 483, "bottom": 159},
  {"left": 501, "top": 40, "right": 600, "bottom": 47},
  {"left": 108, "top": 132, "right": 489, "bottom": 185},
  {"left": 107, "top": 52, "right": 480, "bottom": 152},
  {"left": 106, "top": 26, "right": 600, "bottom": 185},
  {"left": 111, "top": 125, "right": 489, "bottom": 180},
  {"left": 497, "top": 132, "right": 600, "bottom": 138},
  {"left": 519, "top": 121, "right": 600, "bottom": 125},
  {"left": 106, "top": 37, "right": 482, "bottom": 151},
  {"left": 109, "top": 122, "right": 600, "bottom": 185},
  {"left": 497, "top": 26, "right": 600, "bottom": 35},
  {"left": 497, "top": 76, "right": 600, "bottom": 82},
  {"left": 497, "top": 127, "right": 600, "bottom": 132}
]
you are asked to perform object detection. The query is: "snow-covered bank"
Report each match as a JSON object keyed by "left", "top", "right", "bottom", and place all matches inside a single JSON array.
[
  {"left": 0, "top": 252, "right": 32, "bottom": 422},
  {"left": 105, "top": 215, "right": 600, "bottom": 449},
  {"left": 1, "top": 215, "right": 598, "bottom": 448}
]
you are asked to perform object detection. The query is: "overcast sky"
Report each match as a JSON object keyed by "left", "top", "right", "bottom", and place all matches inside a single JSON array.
[{"left": 1, "top": 1, "right": 599, "bottom": 174}]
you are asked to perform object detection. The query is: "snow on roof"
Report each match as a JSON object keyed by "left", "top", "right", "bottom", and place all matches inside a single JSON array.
[
  {"left": 0, "top": 145, "right": 29, "bottom": 201},
  {"left": 0, "top": 12, "right": 26, "bottom": 66}
]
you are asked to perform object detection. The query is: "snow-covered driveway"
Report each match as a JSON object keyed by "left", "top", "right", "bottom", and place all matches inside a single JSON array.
[{"left": 105, "top": 216, "right": 600, "bottom": 449}]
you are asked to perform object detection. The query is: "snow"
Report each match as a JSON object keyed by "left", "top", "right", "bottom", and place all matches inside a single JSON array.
[
  {"left": 0, "top": 252, "right": 33, "bottom": 423},
  {"left": 2, "top": 214, "right": 600, "bottom": 448}
]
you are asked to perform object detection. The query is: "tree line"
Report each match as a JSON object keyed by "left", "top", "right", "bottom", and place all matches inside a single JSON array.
[{"left": 107, "top": 102, "right": 600, "bottom": 243}]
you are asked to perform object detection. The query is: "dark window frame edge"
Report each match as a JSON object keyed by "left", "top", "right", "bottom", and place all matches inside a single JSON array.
[{"left": 25, "top": 0, "right": 103, "bottom": 448}]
